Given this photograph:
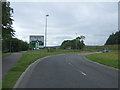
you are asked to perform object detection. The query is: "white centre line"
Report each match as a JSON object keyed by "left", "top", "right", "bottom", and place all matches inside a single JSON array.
[
  {"left": 77, "top": 70, "right": 87, "bottom": 76},
  {"left": 81, "top": 72, "right": 86, "bottom": 76},
  {"left": 67, "top": 61, "right": 87, "bottom": 76}
]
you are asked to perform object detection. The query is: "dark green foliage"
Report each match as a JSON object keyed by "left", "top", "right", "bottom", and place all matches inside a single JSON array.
[
  {"left": 10, "top": 38, "right": 29, "bottom": 52},
  {"left": 60, "top": 36, "right": 85, "bottom": 49},
  {"left": 60, "top": 40, "right": 71, "bottom": 49},
  {"left": 2, "top": 1, "right": 29, "bottom": 52},
  {"left": 3, "top": 38, "right": 29, "bottom": 52},
  {"left": 2, "top": 1, "right": 14, "bottom": 52},
  {"left": 2, "top": 1, "right": 15, "bottom": 39},
  {"left": 105, "top": 30, "right": 120, "bottom": 45}
]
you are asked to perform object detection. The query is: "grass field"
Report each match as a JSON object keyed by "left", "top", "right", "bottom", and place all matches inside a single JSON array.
[
  {"left": 2, "top": 49, "right": 90, "bottom": 88},
  {"left": 84, "top": 44, "right": 119, "bottom": 51},
  {"left": 86, "top": 51, "right": 119, "bottom": 69}
]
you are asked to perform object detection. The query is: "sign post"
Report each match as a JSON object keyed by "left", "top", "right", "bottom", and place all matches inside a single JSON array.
[
  {"left": 29, "top": 35, "right": 44, "bottom": 49},
  {"left": 29, "top": 35, "right": 44, "bottom": 56}
]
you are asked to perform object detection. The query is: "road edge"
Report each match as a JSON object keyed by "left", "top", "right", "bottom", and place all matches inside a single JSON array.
[
  {"left": 13, "top": 56, "right": 50, "bottom": 88},
  {"left": 83, "top": 56, "right": 119, "bottom": 71},
  {"left": 13, "top": 53, "right": 67, "bottom": 88}
]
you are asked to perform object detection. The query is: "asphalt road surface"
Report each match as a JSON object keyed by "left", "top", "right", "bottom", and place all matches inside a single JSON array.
[
  {"left": 2, "top": 52, "right": 24, "bottom": 78},
  {"left": 15, "top": 53, "right": 118, "bottom": 88}
]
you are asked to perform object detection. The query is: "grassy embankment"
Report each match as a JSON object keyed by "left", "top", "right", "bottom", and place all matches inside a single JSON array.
[
  {"left": 2, "top": 49, "right": 90, "bottom": 88},
  {"left": 84, "top": 44, "right": 119, "bottom": 51},
  {"left": 86, "top": 51, "right": 119, "bottom": 69},
  {"left": 85, "top": 45, "right": 119, "bottom": 69}
]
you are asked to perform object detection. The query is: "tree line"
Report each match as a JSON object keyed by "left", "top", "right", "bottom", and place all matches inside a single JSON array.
[
  {"left": 60, "top": 36, "right": 85, "bottom": 49},
  {"left": 2, "top": 1, "right": 29, "bottom": 52},
  {"left": 105, "top": 30, "right": 120, "bottom": 45}
]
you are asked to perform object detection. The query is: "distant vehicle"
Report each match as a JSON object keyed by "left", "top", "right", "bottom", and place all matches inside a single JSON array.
[{"left": 103, "top": 49, "right": 112, "bottom": 52}]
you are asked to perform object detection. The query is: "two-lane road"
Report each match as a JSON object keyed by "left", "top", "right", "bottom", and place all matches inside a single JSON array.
[{"left": 15, "top": 53, "right": 118, "bottom": 88}]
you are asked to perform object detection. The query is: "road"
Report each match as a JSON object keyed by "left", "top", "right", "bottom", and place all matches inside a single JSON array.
[
  {"left": 15, "top": 53, "right": 118, "bottom": 88},
  {"left": 2, "top": 52, "right": 24, "bottom": 78}
]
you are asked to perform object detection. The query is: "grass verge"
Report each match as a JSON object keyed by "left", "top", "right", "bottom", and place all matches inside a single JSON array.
[
  {"left": 84, "top": 44, "right": 119, "bottom": 51},
  {"left": 2, "top": 53, "right": 11, "bottom": 58},
  {"left": 85, "top": 51, "right": 119, "bottom": 69},
  {"left": 2, "top": 49, "right": 90, "bottom": 88}
]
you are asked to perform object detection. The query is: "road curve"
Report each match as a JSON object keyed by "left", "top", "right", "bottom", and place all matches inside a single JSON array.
[
  {"left": 15, "top": 53, "right": 118, "bottom": 88},
  {"left": 2, "top": 52, "right": 24, "bottom": 78}
]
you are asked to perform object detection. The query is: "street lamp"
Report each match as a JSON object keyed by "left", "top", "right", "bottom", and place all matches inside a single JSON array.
[
  {"left": 76, "top": 33, "right": 77, "bottom": 49},
  {"left": 45, "top": 14, "right": 49, "bottom": 48}
]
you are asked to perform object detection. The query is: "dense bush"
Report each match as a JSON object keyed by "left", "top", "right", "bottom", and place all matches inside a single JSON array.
[
  {"left": 105, "top": 30, "right": 120, "bottom": 45},
  {"left": 2, "top": 38, "right": 29, "bottom": 52},
  {"left": 60, "top": 36, "right": 85, "bottom": 49}
]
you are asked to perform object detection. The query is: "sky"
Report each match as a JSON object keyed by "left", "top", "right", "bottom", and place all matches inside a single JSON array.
[{"left": 9, "top": 1, "right": 118, "bottom": 46}]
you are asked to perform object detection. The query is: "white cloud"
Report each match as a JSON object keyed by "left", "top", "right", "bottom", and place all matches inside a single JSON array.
[{"left": 10, "top": 2, "right": 118, "bottom": 46}]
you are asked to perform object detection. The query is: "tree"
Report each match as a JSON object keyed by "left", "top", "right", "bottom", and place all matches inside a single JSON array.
[
  {"left": 105, "top": 30, "right": 120, "bottom": 45},
  {"left": 2, "top": 1, "right": 15, "bottom": 52},
  {"left": 10, "top": 38, "right": 28, "bottom": 52},
  {"left": 60, "top": 36, "right": 85, "bottom": 49},
  {"left": 2, "top": 1, "right": 15, "bottom": 39},
  {"left": 60, "top": 40, "right": 71, "bottom": 49},
  {"left": 2, "top": 1, "right": 29, "bottom": 52},
  {"left": 75, "top": 36, "right": 85, "bottom": 49}
]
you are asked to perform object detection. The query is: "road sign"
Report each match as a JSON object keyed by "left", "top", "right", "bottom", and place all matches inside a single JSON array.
[{"left": 29, "top": 35, "right": 44, "bottom": 49}]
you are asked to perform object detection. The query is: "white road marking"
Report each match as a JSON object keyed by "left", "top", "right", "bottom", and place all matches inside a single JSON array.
[
  {"left": 81, "top": 72, "right": 86, "bottom": 76},
  {"left": 67, "top": 61, "right": 87, "bottom": 76},
  {"left": 77, "top": 70, "right": 87, "bottom": 76}
]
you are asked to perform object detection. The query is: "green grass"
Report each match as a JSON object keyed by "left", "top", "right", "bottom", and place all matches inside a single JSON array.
[
  {"left": 86, "top": 51, "right": 119, "bottom": 69},
  {"left": 2, "top": 49, "right": 90, "bottom": 88},
  {"left": 2, "top": 53, "right": 11, "bottom": 58},
  {"left": 84, "top": 44, "right": 120, "bottom": 51},
  {"left": 3, "top": 48, "right": 119, "bottom": 88},
  {"left": 0, "top": 82, "right": 2, "bottom": 90}
]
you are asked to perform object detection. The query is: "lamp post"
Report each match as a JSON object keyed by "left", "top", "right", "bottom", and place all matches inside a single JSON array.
[
  {"left": 76, "top": 33, "right": 77, "bottom": 49},
  {"left": 45, "top": 14, "right": 49, "bottom": 48}
]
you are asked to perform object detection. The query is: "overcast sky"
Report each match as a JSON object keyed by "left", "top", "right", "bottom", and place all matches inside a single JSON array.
[{"left": 10, "top": 2, "right": 118, "bottom": 46}]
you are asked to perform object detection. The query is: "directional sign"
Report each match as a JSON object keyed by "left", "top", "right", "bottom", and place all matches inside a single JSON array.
[{"left": 29, "top": 35, "right": 44, "bottom": 49}]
